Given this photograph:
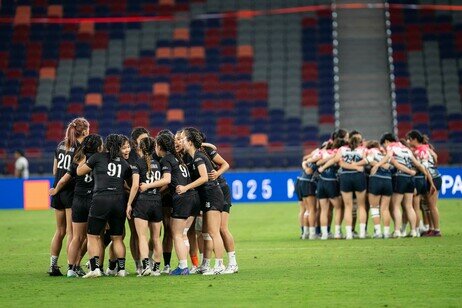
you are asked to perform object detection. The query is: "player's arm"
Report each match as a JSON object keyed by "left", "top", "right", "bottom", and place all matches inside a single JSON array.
[
  {"left": 176, "top": 164, "right": 208, "bottom": 194},
  {"left": 318, "top": 151, "right": 340, "bottom": 173},
  {"left": 390, "top": 158, "right": 416, "bottom": 176},
  {"left": 140, "top": 173, "right": 171, "bottom": 191},
  {"left": 49, "top": 173, "right": 72, "bottom": 196},
  {"left": 77, "top": 157, "right": 92, "bottom": 176},
  {"left": 429, "top": 148, "right": 438, "bottom": 164},
  {"left": 370, "top": 151, "right": 392, "bottom": 175},
  {"left": 202, "top": 142, "right": 216, "bottom": 150},
  {"left": 52, "top": 158, "right": 57, "bottom": 176},
  {"left": 339, "top": 160, "right": 364, "bottom": 171},
  {"left": 209, "top": 153, "right": 229, "bottom": 180},
  {"left": 126, "top": 173, "right": 140, "bottom": 219}
]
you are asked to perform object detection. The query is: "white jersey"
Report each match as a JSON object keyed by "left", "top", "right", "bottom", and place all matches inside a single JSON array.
[
  {"left": 339, "top": 145, "right": 366, "bottom": 173},
  {"left": 386, "top": 142, "right": 414, "bottom": 175},
  {"left": 15, "top": 156, "right": 29, "bottom": 179}
]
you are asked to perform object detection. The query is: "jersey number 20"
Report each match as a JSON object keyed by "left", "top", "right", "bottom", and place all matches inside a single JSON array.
[{"left": 57, "top": 153, "right": 71, "bottom": 170}]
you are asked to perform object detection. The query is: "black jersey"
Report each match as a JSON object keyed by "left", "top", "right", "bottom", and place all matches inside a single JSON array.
[
  {"left": 53, "top": 141, "right": 78, "bottom": 190},
  {"left": 160, "top": 152, "right": 192, "bottom": 196},
  {"left": 67, "top": 161, "right": 93, "bottom": 196},
  {"left": 86, "top": 152, "right": 132, "bottom": 196},
  {"left": 202, "top": 146, "right": 226, "bottom": 184},
  {"left": 185, "top": 150, "right": 219, "bottom": 189},
  {"left": 136, "top": 155, "right": 162, "bottom": 199}
]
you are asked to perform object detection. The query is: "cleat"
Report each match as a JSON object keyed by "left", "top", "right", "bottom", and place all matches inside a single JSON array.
[
  {"left": 82, "top": 268, "right": 102, "bottom": 278},
  {"left": 392, "top": 231, "right": 402, "bottom": 238},
  {"left": 85, "top": 261, "right": 90, "bottom": 269},
  {"left": 139, "top": 268, "right": 151, "bottom": 277},
  {"left": 48, "top": 265, "right": 63, "bottom": 276},
  {"left": 301, "top": 233, "right": 309, "bottom": 240},
  {"left": 170, "top": 267, "right": 190, "bottom": 276},
  {"left": 202, "top": 265, "right": 225, "bottom": 276},
  {"left": 105, "top": 268, "right": 118, "bottom": 276},
  {"left": 116, "top": 270, "right": 127, "bottom": 277},
  {"left": 189, "top": 266, "right": 198, "bottom": 274},
  {"left": 410, "top": 230, "right": 418, "bottom": 238},
  {"left": 432, "top": 230, "right": 441, "bottom": 237},
  {"left": 161, "top": 265, "right": 171, "bottom": 275},
  {"left": 328, "top": 232, "right": 334, "bottom": 239},
  {"left": 309, "top": 233, "right": 318, "bottom": 240},
  {"left": 320, "top": 233, "right": 328, "bottom": 240},
  {"left": 136, "top": 268, "right": 142, "bottom": 276},
  {"left": 222, "top": 264, "right": 239, "bottom": 274},
  {"left": 334, "top": 233, "right": 343, "bottom": 240},
  {"left": 196, "top": 265, "right": 210, "bottom": 274},
  {"left": 352, "top": 231, "right": 359, "bottom": 239},
  {"left": 67, "top": 270, "right": 78, "bottom": 278},
  {"left": 150, "top": 269, "right": 161, "bottom": 276},
  {"left": 74, "top": 266, "right": 86, "bottom": 277},
  {"left": 359, "top": 232, "right": 366, "bottom": 239},
  {"left": 383, "top": 233, "right": 390, "bottom": 239},
  {"left": 373, "top": 233, "right": 383, "bottom": 239}
]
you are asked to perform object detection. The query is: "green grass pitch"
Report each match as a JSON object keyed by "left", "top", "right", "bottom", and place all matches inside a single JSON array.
[{"left": 0, "top": 200, "right": 461, "bottom": 307}]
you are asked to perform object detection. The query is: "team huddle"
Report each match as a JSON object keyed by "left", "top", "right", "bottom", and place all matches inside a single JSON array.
[
  {"left": 295, "top": 129, "right": 442, "bottom": 240},
  {"left": 47, "top": 117, "right": 238, "bottom": 278}
]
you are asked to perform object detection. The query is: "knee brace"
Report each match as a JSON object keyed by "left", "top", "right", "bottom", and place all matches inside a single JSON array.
[
  {"left": 370, "top": 207, "right": 380, "bottom": 218},
  {"left": 195, "top": 217, "right": 203, "bottom": 233},
  {"left": 420, "top": 200, "right": 429, "bottom": 211},
  {"left": 202, "top": 233, "right": 212, "bottom": 241},
  {"left": 183, "top": 228, "right": 189, "bottom": 236}
]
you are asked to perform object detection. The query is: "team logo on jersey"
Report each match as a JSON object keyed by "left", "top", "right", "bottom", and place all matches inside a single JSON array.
[{"left": 205, "top": 202, "right": 211, "bottom": 208}]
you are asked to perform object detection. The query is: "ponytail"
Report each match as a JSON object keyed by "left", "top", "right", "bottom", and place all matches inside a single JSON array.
[
  {"left": 140, "top": 137, "right": 155, "bottom": 172},
  {"left": 74, "top": 134, "right": 103, "bottom": 163},
  {"left": 65, "top": 117, "right": 89, "bottom": 150}
]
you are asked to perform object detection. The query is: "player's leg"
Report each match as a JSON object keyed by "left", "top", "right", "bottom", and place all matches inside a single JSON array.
[{"left": 48, "top": 209, "right": 66, "bottom": 276}]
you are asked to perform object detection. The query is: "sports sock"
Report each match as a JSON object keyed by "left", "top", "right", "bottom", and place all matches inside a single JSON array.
[
  {"left": 228, "top": 251, "right": 237, "bottom": 266},
  {"left": 300, "top": 226, "right": 303, "bottom": 235},
  {"left": 179, "top": 259, "right": 188, "bottom": 269},
  {"left": 327, "top": 226, "right": 331, "bottom": 233},
  {"left": 315, "top": 226, "right": 321, "bottom": 235},
  {"left": 117, "top": 258, "right": 126, "bottom": 271},
  {"left": 89, "top": 256, "right": 100, "bottom": 271},
  {"left": 374, "top": 224, "right": 381, "bottom": 234},
  {"left": 202, "top": 258, "right": 211, "bottom": 268},
  {"left": 135, "top": 259, "right": 142, "bottom": 270},
  {"left": 68, "top": 264, "right": 73, "bottom": 271},
  {"left": 142, "top": 258, "right": 149, "bottom": 270},
  {"left": 424, "top": 224, "right": 430, "bottom": 231},
  {"left": 303, "top": 226, "right": 309, "bottom": 234},
  {"left": 191, "top": 255, "right": 199, "bottom": 267},
  {"left": 108, "top": 259, "right": 117, "bottom": 270},
  {"left": 50, "top": 255, "right": 58, "bottom": 267},
  {"left": 345, "top": 226, "right": 353, "bottom": 237},
  {"left": 321, "top": 226, "right": 328, "bottom": 236},
  {"left": 199, "top": 253, "right": 203, "bottom": 263},
  {"left": 215, "top": 259, "right": 224, "bottom": 268},
  {"left": 359, "top": 223, "right": 366, "bottom": 235},
  {"left": 163, "top": 252, "right": 172, "bottom": 266},
  {"left": 154, "top": 262, "right": 160, "bottom": 271},
  {"left": 335, "top": 225, "right": 341, "bottom": 235},
  {"left": 384, "top": 226, "right": 390, "bottom": 235},
  {"left": 309, "top": 227, "right": 316, "bottom": 236}
]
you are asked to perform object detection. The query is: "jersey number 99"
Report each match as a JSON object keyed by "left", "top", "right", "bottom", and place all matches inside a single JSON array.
[
  {"left": 107, "top": 163, "right": 122, "bottom": 177},
  {"left": 146, "top": 170, "right": 161, "bottom": 183}
]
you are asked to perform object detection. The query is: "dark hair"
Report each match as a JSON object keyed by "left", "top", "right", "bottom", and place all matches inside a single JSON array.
[
  {"left": 157, "top": 129, "right": 174, "bottom": 137},
  {"left": 105, "top": 134, "right": 122, "bottom": 161},
  {"left": 332, "top": 138, "right": 347, "bottom": 149},
  {"left": 366, "top": 140, "right": 380, "bottom": 149},
  {"left": 155, "top": 133, "right": 183, "bottom": 164},
  {"left": 199, "top": 131, "right": 207, "bottom": 142},
  {"left": 74, "top": 134, "right": 103, "bottom": 163},
  {"left": 380, "top": 132, "right": 396, "bottom": 145},
  {"left": 406, "top": 130, "right": 424, "bottom": 144},
  {"left": 331, "top": 128, "right": 348, "bottom": 141},
  {"left": 65, "top": 117, "right": 89, "bottom": 150},
  {"left": 349, "top": 135, "right": 362, "bottom": 150},
  {"left": 400, "top": 138, "right": 410, "bottom": 148},
  {"left": 139, "top": 137, "right": 155, "bottom": 173},
  {"left": 349, "top": 130, "right": 361, "bottom": 138},
  {"left": 131, "top": 127, "right": 149, "bottom": 142},
  {"left": 183, "top": 127, "right": 203, "bottom": 149},
  {"left": 15, "top": 149, "right": 24, "bottom": 157}
]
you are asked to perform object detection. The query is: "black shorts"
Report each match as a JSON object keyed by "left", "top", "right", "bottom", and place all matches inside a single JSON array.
[
  {"left": 200, "top": 186, "right": 225, "bottom": 213},
  {"left": 171, "top": 190, "right": 200, "bottom": 219},
  {"left": 316, "top": 179, "right": 339, "bottom": 199},
  {"left": 300, "top": 179, "right": 316, "bottom": 197},
  {"left": 432, "top": 176, "right": 442, "bottom": 191},
  {"left": 51, "top": 188, "right": 74, "bottom": 210},
  {"left": 72, "top": 194, "right": 92, "bottom": 223},
  {"left": 414, "top": 176, "right": 428, "bottom": 195},
  {"left": 87, "top": 193, "right": 126, "bottom": 236},
  {"left": 393, "top": 175, "right": 415, "bottom": 194},
  {"left": 133, "top": 197, "right": 163, "bottom": 223},
  {"left": 162, "top": 192, "right": 173, "bottom": 208},
  {"left": 339, "top": 172, "right": 366, "bottom": 193},
  {"left": 295, "top": 179, "right": 303, "bottom": 201},
  {"left": 220, "top": 182, "right": 232, "bottom": 213},
  {"left": 368, "top": 176, "right": 392, "bottom": 196}
]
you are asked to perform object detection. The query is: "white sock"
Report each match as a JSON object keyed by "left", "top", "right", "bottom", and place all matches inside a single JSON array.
[
  {"left": 50, "top": 255, "right": 58, "bottom": 267},
  {"left": 199, "top": 253, "right": 203, "bottom": 263},
  {"left": 179, "top": 259, "right": 188, "bottom": 269},
  {"left": 359, "top": 223, "right": 366, "bottom": 235},
  {"left": 228, "top": 251, "right": 237, "bottom": 266},
  {"left": 384, "top": 226, "right": 390, "bottom": 235},
  {"left": 303, "top": 226, "right": 309, "bottom": 234},
  {"left": 215, "top": 259, "right": 224, "bottom": 268},
  {"left": 309, "top": 227, "right": 316, "bottom": 236},
  {"left": 335, "top": 225, "right": 341, "bottom": 235},
  {"left": 374, "top": 224, "right": 381, "bottom": 234},
  {"left": 345, "top": 226, "right": 352, "bottom": 236},
  {"left": 321, "top": 226, "right": 328, "bottom": 236},
  {"left": 424, "top": 224, "right": 429, "bottom": 231},
  {"left": 202, "top": 258, "right": 211, "bottom": 268}
]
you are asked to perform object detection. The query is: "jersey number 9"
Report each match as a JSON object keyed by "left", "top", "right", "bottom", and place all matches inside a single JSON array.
[
  {"left": 179, "top": 165, "right": 189, "bottom": 178},
  {"left": 107, "top": 163, "right": 122, "bottom": 177}
]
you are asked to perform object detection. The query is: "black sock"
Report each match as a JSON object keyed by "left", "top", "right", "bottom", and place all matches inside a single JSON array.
[
  {"left": 142, "top": 258, "right": 149, "bottom": 270},
  {"left": 327, "top": 226, "right": 331, "bottom": 233},
  {"left": 68, "top": 264, "right": 73, "bottom": 271},
  {"left": 154, "top": 262, "right": 160, "bottom": 271},
  {"left": 316, "top": 226, "right": 321, "bottom": 234},
  {"left": 163, "top": 252, "right": 171, "bottom": 266},
  {"left": 300, "top": 226, "right": 303, "bottom": 234},
  {"left": 109, "top": 259, "right": 117, "bottom": 270},
  {"left": 117, "top": 258, "right": 126, "bottom": 271},
  {"left": 89, "top": 256, "right": 100, "bottom": 271}
]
